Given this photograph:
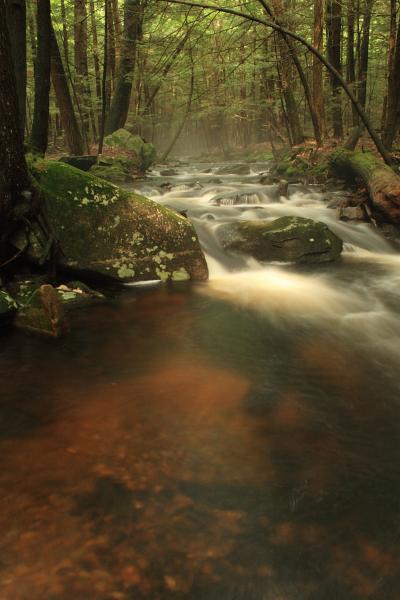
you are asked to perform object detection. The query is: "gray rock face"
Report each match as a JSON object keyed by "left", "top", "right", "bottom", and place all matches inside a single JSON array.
[{"left": 217, "top": 216, "right": 343, "bottom": 264}]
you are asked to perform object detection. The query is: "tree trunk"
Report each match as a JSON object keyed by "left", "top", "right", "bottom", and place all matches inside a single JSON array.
[
  {"left": 357, "top": 0, "right": 374, "bottom": 111},
  {"left": 312, "top": 0, "right": 325, "bottom": 138},
  {"left": 30, "top": 0, "right": 51, "bottom": 154},
  {"left": 346, "top": 0, "right": 358, "bottom": 126},
  {"left": 50, "top": 25, "right": 85, "bottom": 155},
  {"left": 6, "top": 0, "right": 26, "bottom": 136},
  {"left": 326, "top": 0, "right": 343, "bottom": 138},
  {"left": 0, "top": 0, "right": 30, "bottom": 227},
  {"left": 105, "top": 0, "right": 142, "bottom": 135},
  {"left": 74, "top": 0, "right": 94, "bottom": 140},
  {"left": 383, "top": 9, "right": 400, "bottom": 150},
  {"left": 60, "top": 0, "right": 70, "bottom": 64},
  {"left": 331, "top": 150, "right": 400, "bottom": 223}
]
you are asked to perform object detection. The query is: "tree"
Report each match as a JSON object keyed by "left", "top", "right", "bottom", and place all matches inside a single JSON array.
[
  {"left": 0, "top": 0, "right": 30, "bottom": 229},
  {"left": 50, "top": 24, "right": 85, "bottom": 155},
  {"left": 105, "top": 0, "right": 143, "bottom": 134},
  {"left": 326, "top": 0, "right": 343, "bottom": 138},
  {"left": 30, "top": 0, "right": 51, "bottom": 154},
  {"left": 6, "top": 0, "right": 27, "bottom": 136}
]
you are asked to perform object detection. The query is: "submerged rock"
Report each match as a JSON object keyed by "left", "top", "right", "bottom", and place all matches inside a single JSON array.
[
  {"left": 104, "top": 129, "right": 156, "bottom": 172},
  {"left": 160, "top": 169, "right": 178, "bottom": 177},
  {"left": 217, "top": 216, "right": 342, "bottom": 264},
  {"left": 216, "top": 163, "right": 251, "bottom": 176},
  {"left": 17, "top": 160, "right": 208, "bottom": 283}
]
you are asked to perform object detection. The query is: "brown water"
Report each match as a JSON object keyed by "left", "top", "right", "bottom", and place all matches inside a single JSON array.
[
  {"left": 2, "top": 164, "right": 400, "bottom": 599},
  {"left": 1, "top": 282, "right": 400, "bottom": 600}
]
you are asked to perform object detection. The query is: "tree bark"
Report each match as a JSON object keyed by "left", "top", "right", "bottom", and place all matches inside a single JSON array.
[
  {"left": 331, "top": 150, "right": 400, "bottom": 223},
  {"left": 346, "top": 0, "right": 358, "bottom": 126},
  {"left": 0, "top": 0, "right": 30, "bottom": 227},
  {"left": 74, "top": 0, "right": 96, "bottom": 140},
  {"left": 312, "top": 0, "right": 325, "bottom": 138},
  {"left": 50, "top": 25, "right": 85, "bottom": 155},
  {"left": 6, "top": 0, "right": 26, "bottom": 136},
  {"left": 326, "top": 0, "right": 343, "bottom": 138},
  {"left": 357, "top": 0, "right": 374, "bottom": 111},
  {"left": 30, "top": 0, "right": 51, "bottom": 154},
  {"left": 383, "top": 9, "right": 400, "bottom": 150},
  {"left": 105, "top": 0, "right": 142, "bottom": 135}
]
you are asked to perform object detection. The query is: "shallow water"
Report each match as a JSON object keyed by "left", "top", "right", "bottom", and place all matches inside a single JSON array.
[{"left": 1, "top": 163, "right": 400, "bottom": 599}]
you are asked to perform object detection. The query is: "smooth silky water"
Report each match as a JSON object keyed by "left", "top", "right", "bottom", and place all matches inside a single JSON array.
[{"left": 1, "top": 163, "right": 400, "bottom": 599}]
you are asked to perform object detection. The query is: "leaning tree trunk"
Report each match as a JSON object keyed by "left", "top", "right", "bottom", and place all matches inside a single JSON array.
[
  {"left": 30, "top": 0, "right": 51, "bottom": 154},
  {"left": 6, "top": 0, "right": 26, "bottom": 136},
  {"left": 331, "top": 150, "right": 400, "bottom": 223},
  {"left": 105, "top": 0, "right": 142, "bottom": 135},
  {"left": 0, "top": 0, "right": 31, "bottom": 228},
  {"left": 50, "top": 24, "right": 85, "bottom": 155}
]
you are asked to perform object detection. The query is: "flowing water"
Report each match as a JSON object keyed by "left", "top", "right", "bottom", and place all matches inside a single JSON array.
[{"left": 1, "top": 162, "right": 400, "bottom": 599}]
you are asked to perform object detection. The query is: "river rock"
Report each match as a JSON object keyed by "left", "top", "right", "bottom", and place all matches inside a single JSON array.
[
  {"left": 60, "top": 155, "right": 97, "bottom": 172},
  {"left": 16, "top": 284, "right": 69, "bottom": 338},
  {"left": 104, "top": 129, "right": 156, "bottom": 171},
  {"left": 160, "top": 169, "right": 179, "bottom": 177},
  {"left": 16, "top": 160, "right": 208, "bottom": 283},
  {"left": 216, "top": 164, "right": 251, "bottom": 176},
  {"left": 217, "top": 216, "right": 343, "bottom": 264}
]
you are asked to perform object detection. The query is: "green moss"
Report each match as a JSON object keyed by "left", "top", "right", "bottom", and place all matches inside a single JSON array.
[{"left": 27, "top": 159, "right": 208, "bottom": 283}]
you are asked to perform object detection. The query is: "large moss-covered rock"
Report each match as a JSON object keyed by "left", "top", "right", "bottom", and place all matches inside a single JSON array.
[
  {"left": 104, "top": 129, "right": 156, "bottom": 171},
  {"left": 217, "top": 216, "right": 342, "bottom": 264},
  {"left": 19, "top": 160, "right": 208, "bottom": 283}
]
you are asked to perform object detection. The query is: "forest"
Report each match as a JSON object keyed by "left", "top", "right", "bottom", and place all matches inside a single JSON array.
[{"left": 2, "top": 1, "right": 400, "bottom": 599}]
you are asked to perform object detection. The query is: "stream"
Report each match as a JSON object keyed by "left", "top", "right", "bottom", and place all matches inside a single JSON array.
[{"left": 1, "top": 162, "right": 400, "bottom": 599}]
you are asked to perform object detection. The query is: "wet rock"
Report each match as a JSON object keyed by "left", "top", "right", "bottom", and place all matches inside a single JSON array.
[
  {"left": 337, "top": 206, "right": 366, "bottom": 221},
  {"left": 17, "top": 160, "right": 208, "bottom": 283},
  {"left": 206, "top": 177, "right": 223, "bottom": 185},
  {"left": 16, "top": 284, "right": 69, "bottom": 337},
  {"left": 60, "top": 155, "right": 97, "bottom": 172},
  {"left": 217, "top": 216, "right": 343, "bottom": 264},
  {"left": 259, "top": 174, "right": 275, "bottom": 185},
  {"left": 56, "top": 281, "right": 105, "bottom": 310},
  {"left": 277, "top": 179, "right": 289, "bottom": 198},
  {"left": 160, "top": 169, "right": 178, "bottom": 177},
  {"left": 0, "top": 290, "right": 17, "bottom": 324},
  {"left": 104, "top": 129, "right": 156, "bottom": 171},
  {"left": 216, "top": 164, "right": 251, "bottom": 176}
]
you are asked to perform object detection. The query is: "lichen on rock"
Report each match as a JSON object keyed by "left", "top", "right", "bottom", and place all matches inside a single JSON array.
[{"left": 21, "top": 160, "right": 208, "bottom": 283}]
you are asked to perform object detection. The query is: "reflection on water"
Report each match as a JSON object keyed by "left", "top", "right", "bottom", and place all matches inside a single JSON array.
[
  {"left": 1, "top": 285, "right": 400, "bottom": 599},
  {"left": 2, "top": 163, "right": 400, "bottom": 599}
]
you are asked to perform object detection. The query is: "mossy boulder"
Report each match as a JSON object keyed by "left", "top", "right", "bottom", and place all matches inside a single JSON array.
[
  {"left": 0, "top": 290, "right": 17, "bottom": 324},
  {"left": 217, "top": 216, "right": 343, "bottom": 264},
  {"left": 18, "top": 160, "right": 208, "bottom": 283},
  {"left": 15, "top": 284, "right": 69, "bottom": 338},
  {"left": 89, "top": 164, "right": 132, "bottom": 184},
  {"left": 104, "top": 129, "right": 156, "bottom": 171}
]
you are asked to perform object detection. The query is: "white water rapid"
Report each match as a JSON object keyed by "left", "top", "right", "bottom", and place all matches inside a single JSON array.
[{"left": 132, "top": 162, "right": 400, "bottom": 366}]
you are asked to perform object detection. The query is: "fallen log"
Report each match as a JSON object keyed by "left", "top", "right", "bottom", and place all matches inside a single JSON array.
[{"left": 330, "top": 150, "right": 400, "bottom": 224}]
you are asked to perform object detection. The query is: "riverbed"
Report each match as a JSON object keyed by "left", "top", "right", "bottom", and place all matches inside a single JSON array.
[{"left": 1, "top": 162, "right": 400, "bottom": 599}]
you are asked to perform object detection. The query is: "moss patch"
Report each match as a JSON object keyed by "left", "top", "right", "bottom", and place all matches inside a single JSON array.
[{"left": 26, "top": 160, "right": 208, "bottom": 283}]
